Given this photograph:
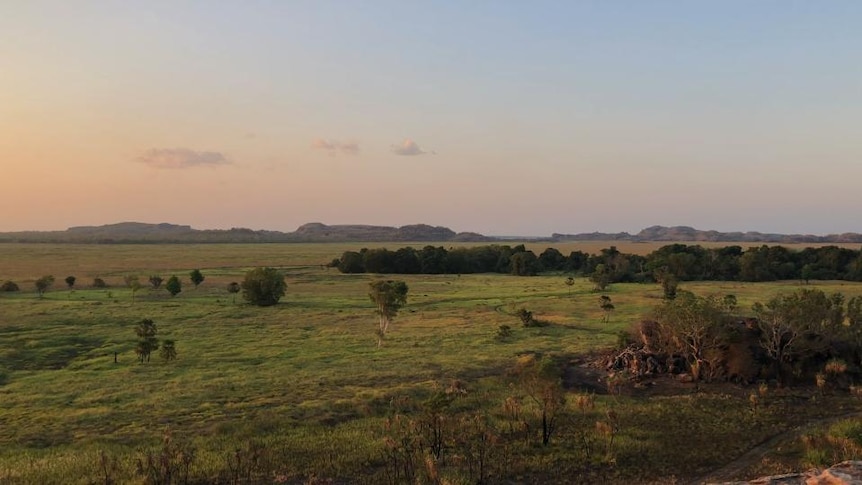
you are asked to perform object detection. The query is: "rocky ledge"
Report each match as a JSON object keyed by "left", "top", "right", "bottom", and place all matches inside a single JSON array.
[{"left": 717, "top": 461, "right": 862, "bottom": 484}]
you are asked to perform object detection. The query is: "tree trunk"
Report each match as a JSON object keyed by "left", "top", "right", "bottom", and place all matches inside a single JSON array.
[{"left": 542, "top": 410, "right": 549, "bottom": 445}]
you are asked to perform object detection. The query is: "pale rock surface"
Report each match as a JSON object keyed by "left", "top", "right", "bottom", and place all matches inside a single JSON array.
[{"left": 713, "top": 461, "right": 862, "bottom": 485}]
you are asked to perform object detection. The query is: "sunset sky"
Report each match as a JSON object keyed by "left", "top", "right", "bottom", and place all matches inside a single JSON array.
[{"left": 2, "top": 2, "right": 861, "bottom": 236}]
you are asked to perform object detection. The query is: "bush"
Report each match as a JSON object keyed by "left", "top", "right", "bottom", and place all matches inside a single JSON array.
[
  {"left": 1, "top": 280, "right": 19, "bottom": 292},
  {"left": 497, "top": 324, "right": 514, "bottom": 340},
  {"left": 93, "top": 278, "right": 107, "bottom": 288},
  {"left": 516, "top": 308, "right": 546, "bottom": 328},
  {"left": 241, "top": 267, "right": 286, "bottom": 306},
  {"left": 165, "top": 276, "right": 182, "bottom": 297}
]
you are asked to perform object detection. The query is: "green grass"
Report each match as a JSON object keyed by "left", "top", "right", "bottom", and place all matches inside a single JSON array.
[{"left": 1, "top": 243, "right": 862, "bottom": 483}]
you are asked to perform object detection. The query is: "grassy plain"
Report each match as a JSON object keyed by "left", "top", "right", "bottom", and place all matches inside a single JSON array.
[{"left": 1, "top": 242, "right": 861, "bottom": 483}]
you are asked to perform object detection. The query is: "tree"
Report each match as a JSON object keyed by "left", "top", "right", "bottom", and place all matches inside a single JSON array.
[
  {"left": 241, "top": 267, "right": 286, "bottom": 306},
  {"left": 165, "top": 276, "right": 182, "bottom": 297},
  {"left": 135, "top": 319, "right": 159, "bottom": 363},
  {"left": 538, "top": 248, "right": 567, "bottom": 272},
  {"left": 64, "top": 276, "right": 76, "bottom": 289},
  {"left": 369, "top": 280, "right": 409, "bottom": 348},
  {"left": 149, "top": 275, "right": 163, "bottom": 289},
  {"left": 564, "top": 277, "right": 575, "bottom": 294},
  {"left": 753, "top": 288, "right": 838, "bottom": 383},
  {"left": 93, "top": 277, "right": 107, "bottom": 288},
  {"left": 590, "top": 264, "right": 611, "bottom": 292},
  {"left": 510, "top": 251, "right": 538, "bottom": 276},
  {"left": 1, "top": 281, "right": 19, "bottom": 292},
  {"left": 35, "top": 275, "right": 54, "bottom": 298},
  {"left": 160, "top": 340, "right": 177, "bottom": 361},
  {"left": 226, "top": 282, "right": 241, "bottom": 303},
  {"left": 189, "top": 269, "right": 204, "bottom": 289},
  {"left": 337, "top": 251, "right": 365, "bottom": 273},
  {"left": 600, "top": 295, "right": 615, "bottom": 323},
  {"left": 514, "top": 356, "right": 565, "bottom": 446},
  {"left": 652, "top": 291, "right": 730, "bottom": 381},
  {"left": 661, "top": 274, "right": 679, "bottom": 300},
  {"left": 124, "top": 275, "right": 142, "bottom": 303}
]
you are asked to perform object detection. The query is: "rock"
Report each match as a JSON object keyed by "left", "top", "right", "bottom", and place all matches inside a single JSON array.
[
  {"left": 805, "top": 461, "right": 862, "bottom": 484},
  {"left": 714, "top": 461, "right": 862, "bottom": 485}
]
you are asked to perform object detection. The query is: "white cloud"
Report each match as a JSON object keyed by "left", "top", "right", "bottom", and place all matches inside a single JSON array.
[
  {"left": 137, "top": 148, "right": 230, "bottom": 169},
  {"left": 311, "top": 138, "right": 360, "bottom": 156},
  {"left": 391, "top": 138, "right": 432, "bottom": 156}
]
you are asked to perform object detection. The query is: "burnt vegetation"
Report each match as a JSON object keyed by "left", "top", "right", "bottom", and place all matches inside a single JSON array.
[{"left": 608, "top": 288, "right": 862, "bottom": 388}]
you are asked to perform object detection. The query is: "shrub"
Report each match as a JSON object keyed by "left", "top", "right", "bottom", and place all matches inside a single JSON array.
[
  {"left": 1, "top": 280, "right": 19, "bottom": 292},
  {"left": 516, "top": 308, "right": 546, "bottom": 328},
  {"left": 165, "top": 276, "right": 182, "bottom": 297},
  {"left": 496, "top": 324, "right": 514, "bottom": 340},
  {"left": 241, "top": 267, "right": 286, "bottom": 306},
  {"left": 824, "top": 359, "right": 848, "bottom": 375},
  {"left": 516, "top": 309, "right": 534, "bottom": 326},
  {"left": 615, "top": 330, "right": 633, "bottom": 350},
  {"left": 189, "top": 269, "right": 204, "bottom": 288},
  {"left": 93, "top": 278, "right": 107, "bottom": 288}
]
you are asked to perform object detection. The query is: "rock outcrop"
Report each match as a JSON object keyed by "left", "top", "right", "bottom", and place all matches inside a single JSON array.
[{"left": 715, "top": 461, "right": 862, "bottom": 485}]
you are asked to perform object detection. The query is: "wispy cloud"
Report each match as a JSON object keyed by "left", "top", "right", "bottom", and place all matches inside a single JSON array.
[
  {"left": 311, "top": 138, "right": 360, "bottom": 156},
  {"left": 391, "top": 139, "right": 433, "bottom": 156},
  {"left": 137, "top": 148, "right": 230, "bottom": 169}
]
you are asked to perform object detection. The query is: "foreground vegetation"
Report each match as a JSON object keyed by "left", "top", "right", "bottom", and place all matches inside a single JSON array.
[{"left": 1, "top": 243, "right": 862, "bottom": 483}]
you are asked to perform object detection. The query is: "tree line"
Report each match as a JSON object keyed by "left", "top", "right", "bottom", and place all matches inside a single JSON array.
[{"left": 333, "top": 243, "right": 862, "bottom": 282}]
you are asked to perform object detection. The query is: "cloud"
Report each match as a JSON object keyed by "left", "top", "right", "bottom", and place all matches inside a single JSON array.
[
  {"left": 311, "top": 138, "right": 360, "bottom": 156},
  {"left": 137, "top": 148, "right": 230, "bottom": 169},
  {"left": 391, "top": 139, "right": 433, "bottom": 156}
]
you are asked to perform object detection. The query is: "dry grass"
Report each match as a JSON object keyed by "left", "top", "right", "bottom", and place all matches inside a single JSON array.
[{"left": 1, "top": 243, "right": 862, "bottom": 483}]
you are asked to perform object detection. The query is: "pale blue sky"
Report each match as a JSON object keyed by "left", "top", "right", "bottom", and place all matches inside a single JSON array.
[{"left": 2, "top": 2, "right": 861, "bottom": 235}]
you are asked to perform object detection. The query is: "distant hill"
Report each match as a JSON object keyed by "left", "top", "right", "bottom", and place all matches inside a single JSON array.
[
  {"left": 0, "top": 222, "right": 492, "bottom": 244},
  {"left": 1, "top": 222, "right": 860, "bottom": 244},
  {"left": 551, "top": 225, "right": 862, "bottom": 244}
]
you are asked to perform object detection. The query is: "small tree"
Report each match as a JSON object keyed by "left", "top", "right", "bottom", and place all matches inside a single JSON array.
[
  {"left": 93, "top": 277, "right": 107, "bottom": 288},
  {"left": 35, "top": 275, "right": 55, "bottom": 298},
  {"left": 125, "top": 275, "right": 142, "bottom": 303},
  {"left": 189, "top": 269, "right": 204, "bottom": 289},
  {"left": 516, "top": 308, "right": 535, "bottom": 327},
  {"left": 149, "top": 275, "right": 163, "bottom": 289},
  {"left": 600, "top": 295, "right": 615, "bottom": 323},
  {"left": 515, "top": 356, "right": 565, "bottom": 446},
  {"left": 165, "top": 276, "right": 182, "bottom": 297},
  {"left": 564, "top": 277, "right": 575, "bottom": 294},
  {"left": 241, "top": 267, "right": 286, "bottom": 306},
  {"left": 64, "top": 276, "right": 76, "bottom": 289},
  {"left": 653, "top": 291, "right": 729, "bottom": 381},
  {"left": 135, "top": 319, "right": 159, "bottom": 363},
  {"left": 369, "top": 280, "right": 409, "bottom": 348},
  {"left": 661, "top": 274, "right": 678, "bottom": 300},
  {"left": 226, "top": 282, "right": 241, "bottom": 303},
  {"left": 590, "top": 264, "right": 611, "bottom": 292},
  {"left": 160, "top": 340, "right": 177, "bottom": 361}
]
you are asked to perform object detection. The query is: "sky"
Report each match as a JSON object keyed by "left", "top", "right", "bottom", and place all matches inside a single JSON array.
[{"left": 2, "top": 1, "right": 861, "bottom": 236}]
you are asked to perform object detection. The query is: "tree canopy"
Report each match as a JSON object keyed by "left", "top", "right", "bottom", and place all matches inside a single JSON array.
[
  {"left": 241, "top": 267, "right": 286, "bottom": 306},
  {"left": 369, "top": 280, "right": 408, "bottom": 347}
]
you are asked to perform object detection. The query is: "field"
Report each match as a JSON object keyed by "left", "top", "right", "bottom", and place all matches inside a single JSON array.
[{"left": 1, "top": 243, "right": 862, "bottom": 484}]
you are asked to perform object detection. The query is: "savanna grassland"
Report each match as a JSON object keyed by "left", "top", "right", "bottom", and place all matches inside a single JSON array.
[{"left": 1, "top": 243, "right": 862, "bottom": 484}]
